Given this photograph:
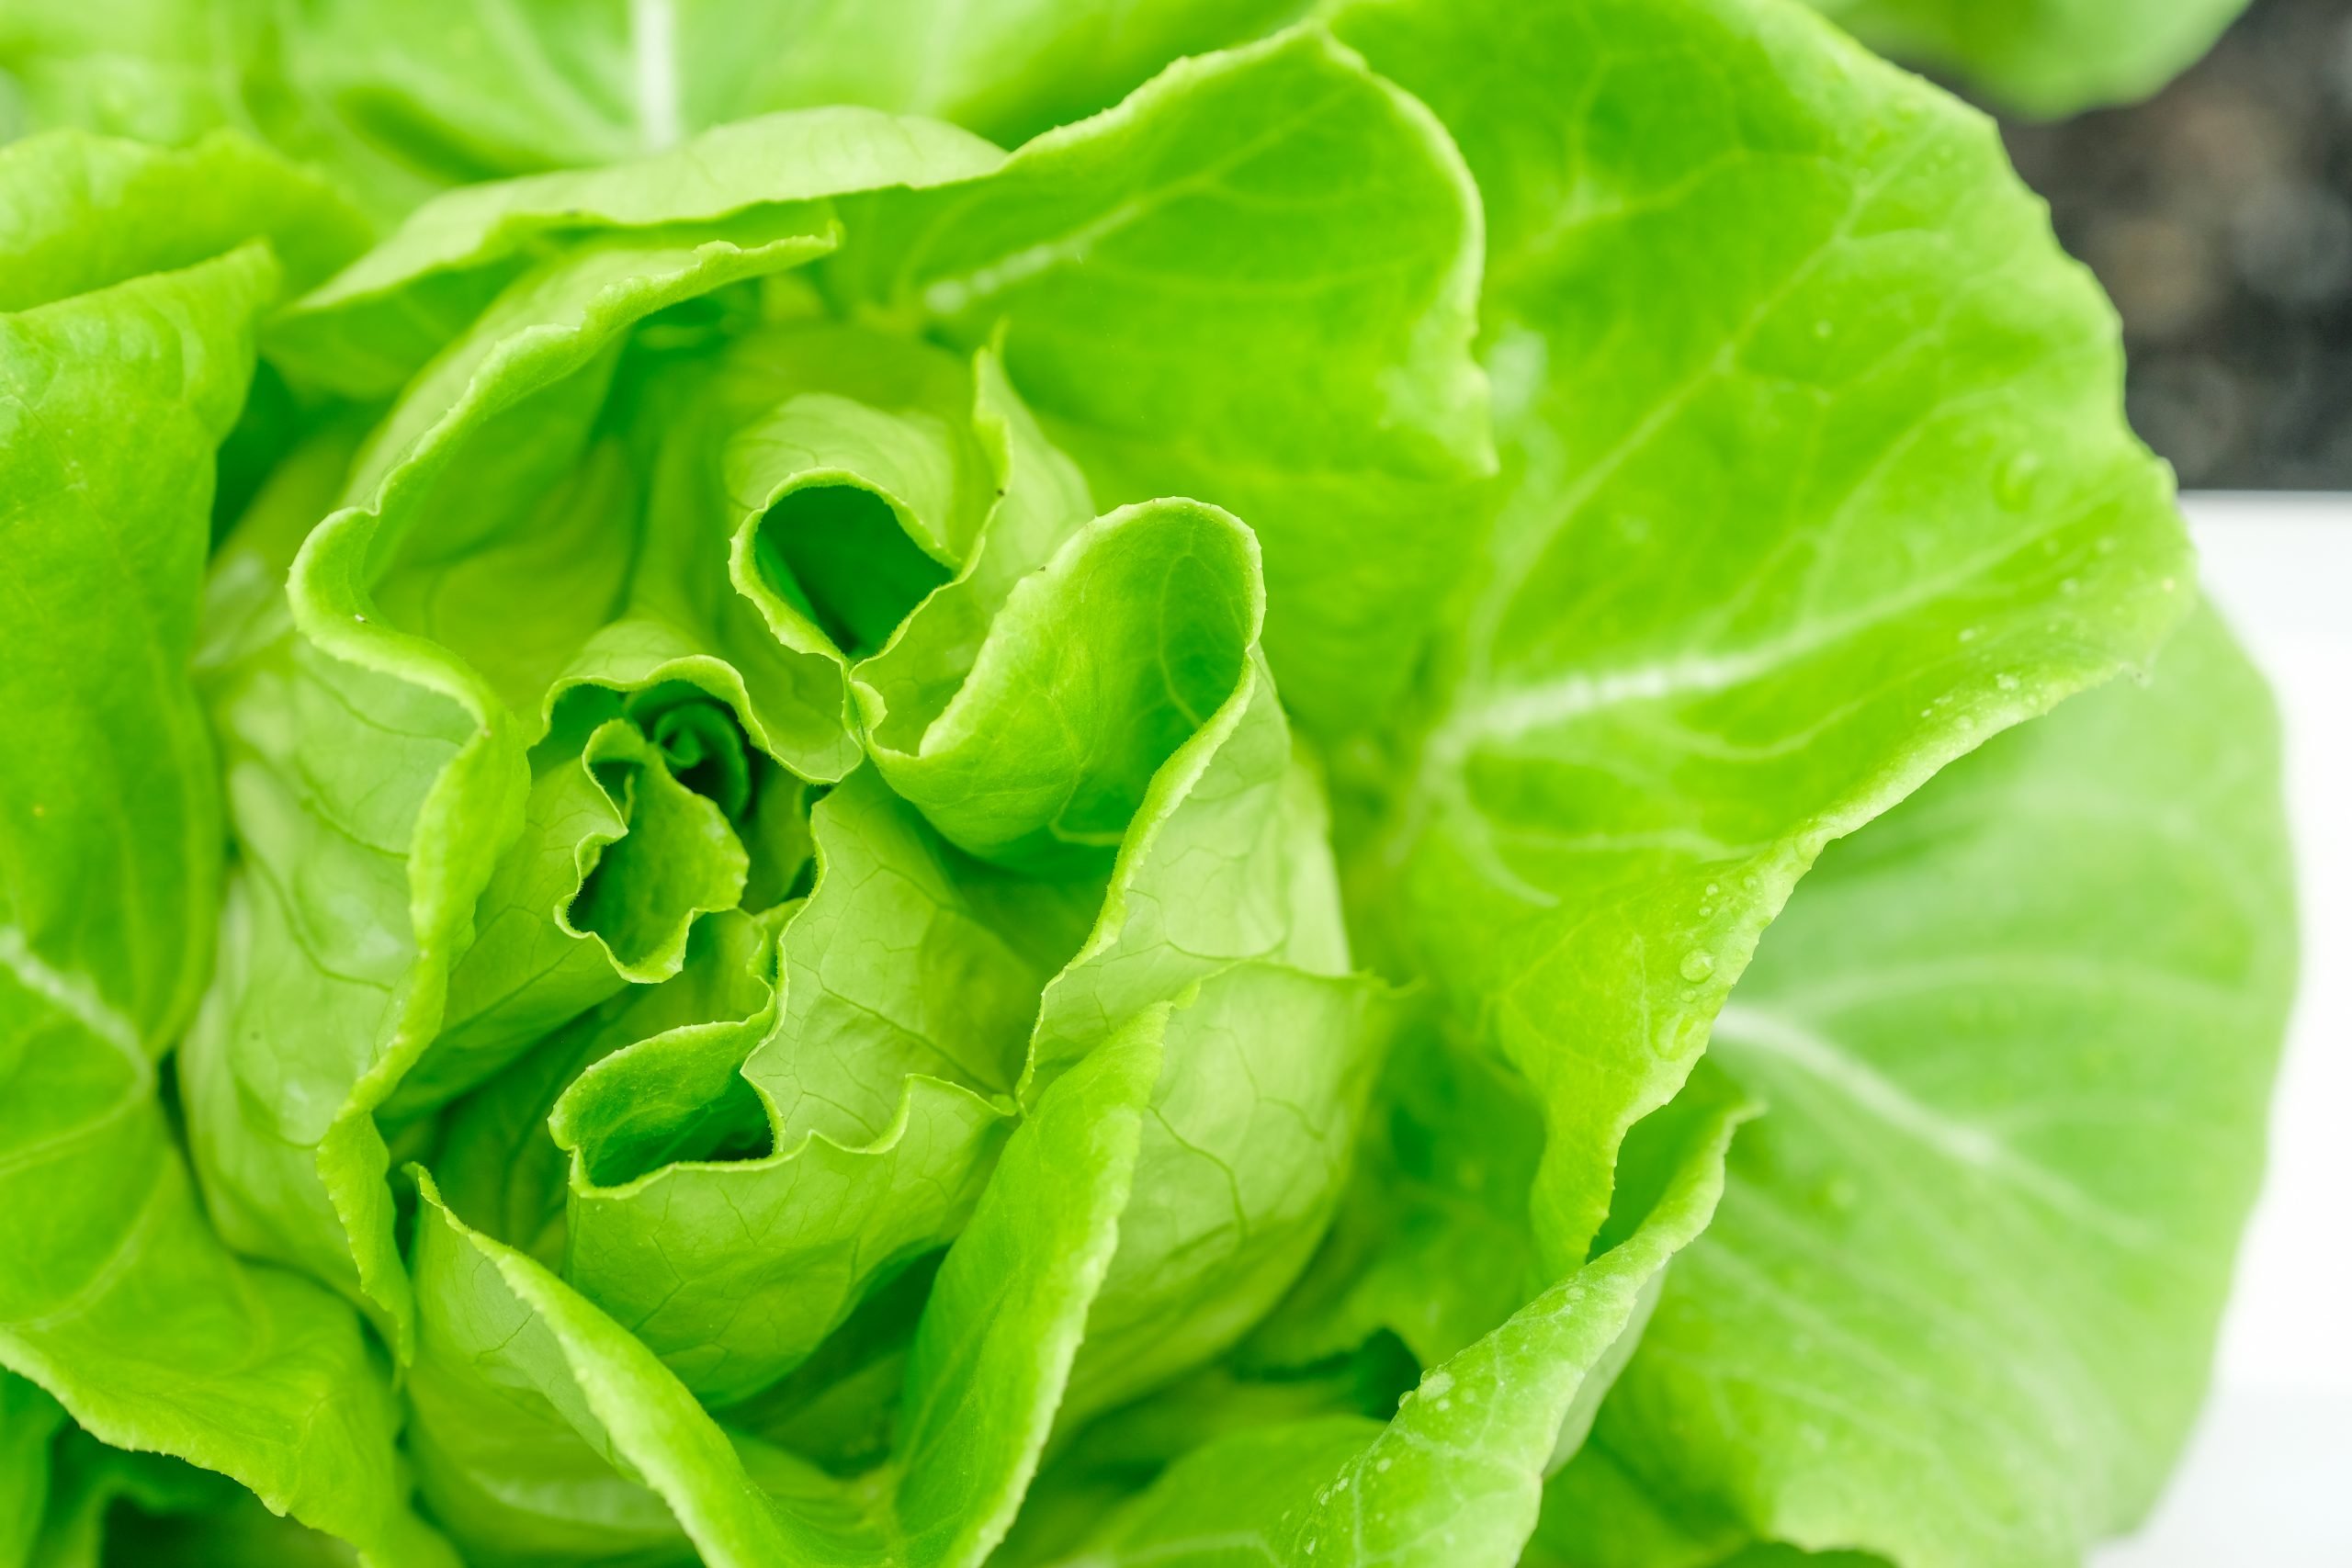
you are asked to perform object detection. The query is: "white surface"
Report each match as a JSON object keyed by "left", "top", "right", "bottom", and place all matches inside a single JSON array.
[{"left": 2094, "top": 496, "right": 2352, "bottom": 1566}]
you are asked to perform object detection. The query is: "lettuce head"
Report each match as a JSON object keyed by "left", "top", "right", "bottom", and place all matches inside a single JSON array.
[{"left": 0, "top": 2, "right": 2293, "bottom": 1566}]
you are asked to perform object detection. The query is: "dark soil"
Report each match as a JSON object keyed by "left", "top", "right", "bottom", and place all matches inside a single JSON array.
[{"left": 1997, "top": 0, "right": 2352, "bottom": 489}]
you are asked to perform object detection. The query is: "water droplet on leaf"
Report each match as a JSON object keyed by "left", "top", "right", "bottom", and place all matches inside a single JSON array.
[{"left": 1996, "top": 451, "right": 2043, "bottom": 507}]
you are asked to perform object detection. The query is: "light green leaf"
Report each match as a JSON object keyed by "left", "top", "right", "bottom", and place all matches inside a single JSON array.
[
  {"left": 887, "top": 1013, "right": 1164, "bottom": 1567},
  {"left": 1033, "top": 1070, "right": 1748, "bottom": 1567},
  {"left": 1039, "top": 1418, "right": 1383, "bottom": 1568},
  {"left": 1003, "top": 603, "right": 1391, "bottom": 1427},
  {"left": 851, "top": 344, "right": 1097, "bottom": 716},
  {"left": 0, "top": 130, "right": 365, "bottom": 310},
  {"left": 1334, "top": 0, "right": 2193, "bottom": 1272},
  {"left": 406, "top": 1169, "right": 838, "bottom": 1564},
  {"left": 393, "top": 714, "right": 750, "bottom": 1113},
  {"left": 28, "top": 1432, "right": 366, "bottom": 1568},
  {"left": 1027, "top": 662, "right": 1351, "bottom": 1089},
  {"left": 828, "top": 26, "right": 1496, "bottom": 731},
  {"left": 409, "top": 1010, "right": 1165, "bottom": 1568},
  {"left": 516, "top": 321, "right": 1060, "bottom": 793},
  {"left": 864, "top": 499, "right": 1263, "bottom": 873},
  {"left": 268, "top": 107, "right": 1001, "bottom": 399},
  {"left": 551, "top": 768, "right": 1069, "bottom": 1404},
  {"left": 2, "top": 0, "right": 1295, "bottom": 205},
  {"left": 1243, "top": 1018, "right": 1550, "bottom": 1372},
  {"left": 0, "top": 2, "right": 263, "bottom": 152},
  {"left": 1804, "top": 0, "right": 2246, "bottom": 116},
  {"left": 1547, "top": 608, "right": 2295, "bottom": 1568},
  {"left": 0, "top": 137, "right": 448, "bottom": 1567},
  {"left": 741, "top": 768, "right": 1084, "bottom": 1142},
  {"left": 654, "top": 0, "right": 1303, "bottom": 146},
  {"left": 432, "top": 907, "right": 787, "bottom": 1276},
  {"left": 1060, "top": 963, "right": 1396, "bottom": 1427},
  {"left": 707, "top": 321, "right": 997, "bottom": 665},
  {"left": 186, "top": 197, "right": 842, "bottom": 1348}
]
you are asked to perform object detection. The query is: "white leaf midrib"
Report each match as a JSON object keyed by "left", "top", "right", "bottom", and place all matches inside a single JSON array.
[{"left": 629, "top": 0, "right": 683, "bottom": 152}]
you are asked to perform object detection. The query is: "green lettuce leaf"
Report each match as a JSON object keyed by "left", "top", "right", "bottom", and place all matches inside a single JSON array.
[
  {"left": 0, "top": 130, "right": 447, "bottom": 1566},
  {"left": 1332, "top": 0, "right": 2192, "bottom": 1275},
  {"left": 828, "top": 27, "right": 1496, "bottom": 731},
  {"left": 184, "top": 206, "right": 833, "bottom": 1348},
  {"left": 407, "top": 1010, "right": 1164, "bottom": 1566},
  {"left": 0, "top": 0, "right": 1298, "bottom": 221},
  {"left": 1540, "top": 608, "right": 2296, "bottom": 1568},
  {"left": 266, "top": 107, "right": 1001, "bottom": 399},
  {"left": 1803, "top": 0, "right": 2247, "bottom": 116},
  {"left": 1027, "top": 1069, "right": 1751, "bottom": 1567},
  {"left": 390, "top": 712, "right": 750, "bottom": 1112},
  {"left": 546, "top": 770, "right": 1045, "bottom": 1407},
  {"left": 26, "top": 1427, "right": 364, "bottom": 1568}
]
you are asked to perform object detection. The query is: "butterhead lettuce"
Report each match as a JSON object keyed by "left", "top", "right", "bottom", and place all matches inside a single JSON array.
[{"left": 0, "top": 3, "right": 2293, "bottom": 1566}]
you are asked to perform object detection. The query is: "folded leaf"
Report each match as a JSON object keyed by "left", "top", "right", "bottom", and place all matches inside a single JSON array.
[
  {"left": 409, "top": 1010, "right": 1163, "bottom": 1567},
  {"left": 269, "top": 107, "right": 1001, "bottom": 398},
  {"left": 394, "top": 715, "right": 751, "bottom": 1111},
  {"left": 186, "top": 198, "right": 845, "bottom": 1348},
  {"left": 867, "top": 500, "right": 1263, "bottom": 873},
  {"left": 553, "top": 769, "right": 1065, "bottom": 1404},
  {"left": 828, "top": 27, "right": 1497, "bottom": 731},
  {"left": 0, "top": 130, "right": 366, "bottom": 310},
  {"left": 1060, "top": 963, "right": 1396, "bottom": 1427},
  {"left": 1034, "top": 1068, "right": 1750, "bottom": 1566},
  {"left": 433, "top": 908, "right": 789, "bottom": 1275}
]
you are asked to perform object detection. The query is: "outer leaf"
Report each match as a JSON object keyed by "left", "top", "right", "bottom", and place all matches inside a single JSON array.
[
  {"left": 828, "top": 27, "right": 1496, "bottom": 731},
  {"left": 0, "top": 2, "right": 260, "bottom": 152},
  {"left": 1545, "top": 609, "right": 2295, "bottom": 1568},
  {"left": 654, "top": 0, "right": 1302, "bottom": 146},
  {"left": 0, "top": 130, "right": 365, "bottom": 310},
  {"left": 1333, "top": 0, "right": 2193, "bottom": 1271},
  {"left": 0, "top": 136, "right": 447, "bottom": 1567},
  {"left": 281, "top": 0, "right": 1296, "bottom": 168},
  {"left": 5, "top": 0, "right": 1299, "bottom": 217},
  {"left": 1804, "top": 0, "right": 2247, "bottom": 116}
]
